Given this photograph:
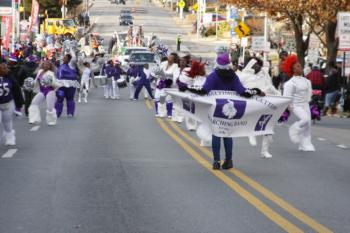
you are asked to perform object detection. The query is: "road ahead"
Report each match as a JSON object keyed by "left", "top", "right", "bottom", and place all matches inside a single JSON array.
[{"left": 1, "top": 0, "right": 350, "bottom": 232}]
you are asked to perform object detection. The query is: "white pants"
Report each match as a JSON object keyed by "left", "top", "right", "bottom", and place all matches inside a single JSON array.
[
  {"left": 104, "top": 79, "right": 119, "bottom": 99},
  {"left": 79, "top": 78, "right": 90, "bottom": 100},
  {"left": 129, "top": 80, "right": 135, "bottom": 99},
  {"left": 0, "top": 101, "right": 14, "bottom": 133},
  {"left": 31, "top": 91, "right": 56, "bottom": 111},
  {"left": 289, "top": 103, "right": 315, "bottom": 151}
]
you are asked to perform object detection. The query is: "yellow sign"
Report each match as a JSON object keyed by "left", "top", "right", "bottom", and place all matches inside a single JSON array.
[
  {"left": 178, "top": 0, "right": 185, "bottom": 9},
  {"left": 234, "top": 22, "right": 250, "bottom": 38}
]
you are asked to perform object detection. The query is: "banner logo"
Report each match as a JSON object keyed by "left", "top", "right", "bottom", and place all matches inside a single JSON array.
[
  {"left": 182, "top": 98, "right": 195, "bottom": 114},
  {"left": 214, "top": 99, "right": 246, "bottom": 119},
  {"left": 255, "top": 114, "right": 272, "bottom": 131}
]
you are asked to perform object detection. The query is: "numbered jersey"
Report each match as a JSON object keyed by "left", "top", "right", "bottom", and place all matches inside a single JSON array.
[{"left": 0, "top": 76, "right": 14, "bottom": 104}]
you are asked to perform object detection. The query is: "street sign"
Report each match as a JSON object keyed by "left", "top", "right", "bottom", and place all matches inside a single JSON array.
[
  {"left": 284, "top": 35, "right": 296, "bottom": 52},
  {"left": 244, "top": 16, "right": 264, "bottom": 37},
  {"left": 0, "top": 0, "right": 12, "bottom": 16},
  {"left": 234, "top": 21, "right": 250, "bottom": 38},
  {"left": 178, "top": 0, "right": 185, "bottom": 9},
  {"left": 338, "top": 12, "right": 350, "bottom": 51},
  {"left": 251, "top": 36, "right": 265, "bottom": 51}
]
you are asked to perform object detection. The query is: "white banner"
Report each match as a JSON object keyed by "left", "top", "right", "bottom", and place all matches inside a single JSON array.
[{"left": 166, "top": 89, "right": 292, "bottom": 138}]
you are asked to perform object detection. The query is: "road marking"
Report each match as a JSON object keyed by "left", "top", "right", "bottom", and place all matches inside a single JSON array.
[
  {"left": 317, "top": 137, "right": 326, "bottom": 141},
  {"left": 168, "top": 121, "right": 333, "bottom": 233},
  {"left": 156, "top": 118, "right": 303, "bottom": 232},
  {"left": 337, "top": 144, "right": 347, "bottom": 149},
  {"left": 1, "top": 149, "right": 18, "bottom": 158},
  {"left": 30, "top": 126, "right": 40, "bottom": 131},
  {"left": 145, "top": 99, "right": 152, "bottom": 110}
]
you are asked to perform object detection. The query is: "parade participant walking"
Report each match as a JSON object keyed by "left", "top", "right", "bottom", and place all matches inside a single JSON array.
[
  {"left": 155, "top": 53, "right": 179, "bottom": 118},
  {"left": 0, "top": 63, "right": 24, "bottom": 145},
  {"left": 17, "top": 55, "right": 39, "bottom": 116},
  {"left": 181, "top": 53, "right": 265, "bottom": 170},
  {"left": 283, "top": 55, "right": 315, "bottom": 151},
  {"left": 55, "top": 50, "right": 79, "bottom": 118},
  {"left": 78, "top": 62, "right": 92, "bottom": 103},
  {"left": 126, "top": 62, "right": 139, "bottom": 100},
  {"left": 134, "top": 63, "right": 154, "bottom": 100},
  {"left": 239, "top": 57, "right": 281, "bottom": 158},
  {"left": 29, "top": 61, "right": 60, "bottom": 125},
  {"left": 104, "top": 60, "right": 117, "bottom": 99}
]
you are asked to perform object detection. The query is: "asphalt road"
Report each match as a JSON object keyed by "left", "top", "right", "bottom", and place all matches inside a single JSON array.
[{"left": 1, "top": 0, "right": 350, "bottom": 232}]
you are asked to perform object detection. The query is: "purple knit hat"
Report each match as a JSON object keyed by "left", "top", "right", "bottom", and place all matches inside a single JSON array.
[{"left": 216, "top": 53, "right": 231, "bottom": 69}]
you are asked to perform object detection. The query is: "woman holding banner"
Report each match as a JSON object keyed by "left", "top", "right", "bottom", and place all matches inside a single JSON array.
[
  {"left": 182, "top": 52, "right": 265, "bottom": 170},
  {"left": 283, "top": 55, "right": 315, "bottom": 151}
]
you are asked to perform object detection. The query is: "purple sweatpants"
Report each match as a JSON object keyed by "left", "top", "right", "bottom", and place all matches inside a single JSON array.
[{"left": 55, "top": 87, "right": 76, "bottom": 117}]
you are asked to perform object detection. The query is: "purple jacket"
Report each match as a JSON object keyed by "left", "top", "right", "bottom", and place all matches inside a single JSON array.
[
  {"left": 57, "top": 64, "right": 77, "bottom": 81},
  {"left": 203, "top": 70, "right": 246, "bottom": 94}
]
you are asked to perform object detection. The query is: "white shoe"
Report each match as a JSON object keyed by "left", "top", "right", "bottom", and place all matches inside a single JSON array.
[
  {"left": 105, "top": 96, "right": 109, "bottom": 99},
  {"left": 248, "top": 136, "right": 257, "bottom": 146},
  {"left": 155, "top": 114, "right": 160, "bottom": 117},
  {"left": 78, "top": 97, "right": 81, "bottom": 103},
  {"left": 3, "top": 130, "right": 16, "bottom": 146},
  {"left": 28, "top": 105, "right": 41, "bottom": 124},
  {"left": 261, "top": 152, "right": 272, "bottom": 158},
  {"left": 111, "top": 96, "right": 116, "bottom": 100},
  {"left": 84, "top": 98, "right": 88, "bottom": 103},
  {"left": 46, "top": 109, "right": 57, "bottom": 126}
]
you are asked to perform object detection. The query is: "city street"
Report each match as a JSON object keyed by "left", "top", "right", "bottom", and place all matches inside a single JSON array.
[{"left": 1, "top": 0, "right": 350, "bottom": 232}]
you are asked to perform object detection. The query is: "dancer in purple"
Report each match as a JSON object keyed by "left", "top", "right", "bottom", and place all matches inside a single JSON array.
[
  {"left": 29, "top": 60, "right": 61, "bottom": 125},
  {"left": 55, "top": 51, "right": 79, "bottom": 117}
]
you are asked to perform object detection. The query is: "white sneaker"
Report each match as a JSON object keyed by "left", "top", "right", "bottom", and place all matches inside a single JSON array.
[
  {"left": 3, "top": 130, "right": 16, "bottom": 146},
  {"left": 78, "top": 98, "right": 81, "bottom": 103},
  {"left": 84, "top": 98, "right": 88, "bottom": 103},
  {"left": 155, "top": 114, "right": 160, "bottom": 117},
  {"left": 261, "top": 152, "right": 272, "bottom": 158}
]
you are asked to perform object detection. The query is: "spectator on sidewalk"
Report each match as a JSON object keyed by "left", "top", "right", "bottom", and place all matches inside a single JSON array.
[
  {"left": 306, "top": 65, "right": 325, "bottom": 91},
  {"left": 323, "top": 62, "right": 341, "bottom": 116}
]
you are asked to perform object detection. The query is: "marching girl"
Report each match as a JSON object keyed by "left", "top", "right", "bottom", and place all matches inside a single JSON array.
[
  {"left": 239, "top": 57, "right": 281, "bottom": 158},
  {"left": 0, "top": 63, "right": 24, "bottom": 145},
  {"left": 155, "top": 53, "right": 179, "bottom": 118},
  {"left": 283, "top": 55, "right": 315, "bottom": 151},
  {"left": 55, "top": 50, "right": 79, "bottom": 118},
  {"left": 181, "top": 52, "right": 264, "bottom": 170},
  {"left": 104, "top": 60, "right": 117, "bottom": 99},
  {"left": 78, "top": 62, "right": 92, "bottom": 103},
  {"left": 29, "top": 60, "right": 61, "bottom": 126},
  {"left": 126, "top": 62, "right": 139, "bottom": 100}
]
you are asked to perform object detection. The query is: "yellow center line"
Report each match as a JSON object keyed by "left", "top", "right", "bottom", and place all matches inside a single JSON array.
[
  {"left": 156, "top": 118, "right": 303, "bottom": 233},
  {"left": 145, "top": 99, "right": 152, "bottom": 109},
  {"left": 167, "top": 121, "right": 333, "bottom": 233}
]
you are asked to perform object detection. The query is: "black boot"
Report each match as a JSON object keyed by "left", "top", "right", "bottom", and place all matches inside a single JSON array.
[
  {"left": 222, "top": 160, "right": 233, "bottom": 169},
  {"left": 212, "top": 161, "right": 221, "bottom": 170}
]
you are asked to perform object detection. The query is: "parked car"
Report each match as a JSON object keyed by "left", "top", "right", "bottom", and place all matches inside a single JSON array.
[
  {"left": 118, "top": 47, "right": 148, "bottom": 66},
  {"left": 119, "top": 15, "right": 133, "bottom": 26}
]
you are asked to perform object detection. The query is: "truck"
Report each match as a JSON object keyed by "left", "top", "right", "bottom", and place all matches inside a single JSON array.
[{"left": 40, "top": 18, "right": 77, "bottom": 38}]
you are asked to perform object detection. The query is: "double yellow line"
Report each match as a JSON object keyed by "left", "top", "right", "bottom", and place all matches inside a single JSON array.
[{"left": 145, "top": 100, "right": 332, "bottom": 233}]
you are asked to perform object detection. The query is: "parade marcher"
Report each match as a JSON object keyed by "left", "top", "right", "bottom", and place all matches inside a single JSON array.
[
  {"left": 154, "top": 53, "right": 179, "bottom": 118},
  {"left": 133, "top": 63, "right": 154, "bottom": 100},
  {"left": 112, "top": 60, "right": 125, "bottom": 99},
  {"left": 283, "top": 55, "right": 315, "bottom": 152},
  {"left": 0, "top": 63, "right": 24, "bottom": 145},
  {"left": 29, "top": 60, "right": 60, "bottom": 125},
  {"left": 78, "top": 62, "right": 92, "bottom": 103},
  {"left": 55, "top": 49, "right": 79, "bottom": 117},
  {"left": 180, "top": 53, "right": 265, "bottom": 170},
  {"left": 104, "top": 60, "right": 117, "bottom": 99},
  {"left": 239, "top": 57, "right": 281, "bottom": 158},
  {"left": 126, "top": 62, "right": 139, "bottom": 100},
  {"left": 17, "top": 55, "right": 39, "bottom": 116}
]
